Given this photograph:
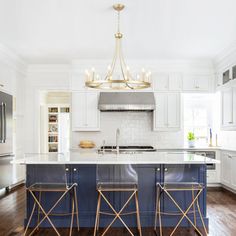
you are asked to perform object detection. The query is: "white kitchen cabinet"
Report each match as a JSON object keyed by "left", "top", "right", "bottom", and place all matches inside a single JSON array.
[
  {"left": 0, "top": 64, "right": 13, "bottom": 94},
  {"left": 183, "top": 75, "right": 209, "bottom": 92},
  {"left": 169, "top": 73, "right": 182, "bottom": 91},
  {"left": 153, "top": 73, "right": 182, "bottom": 91},
  {"left": 221, "top": 152, "right": 231, "bottom": 186},
  {"left": 153, "top": 73, "right": 169, "bottom": 91},
  {"left": 153, "top": 93, "right": 181, "bottom": 131},
  {"left": 221, "top": 87, "right": 236, "bottom": 129},
  {"left": 72, "top": 91, "right": 100, "bottom": 131},
  {"left": 71, "top": 71, "right": 89, "bottom": 91},
  {"left": 221, "top": 152, "right": 236, "bottom": 191}
]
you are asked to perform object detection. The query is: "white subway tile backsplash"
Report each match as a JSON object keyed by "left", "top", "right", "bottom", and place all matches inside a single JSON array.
[{"left": 71, "top": 112, "right": 184, "bottom": 148}]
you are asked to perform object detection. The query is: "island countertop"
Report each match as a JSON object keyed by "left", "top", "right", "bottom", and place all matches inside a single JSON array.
[{"left": 13, "top": 151, "right": 220, "bottom": 165}]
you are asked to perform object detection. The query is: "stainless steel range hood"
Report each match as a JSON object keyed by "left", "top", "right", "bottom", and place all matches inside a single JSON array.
[{"left": 98, "top": 92, "right": 155, "bottom": 111}]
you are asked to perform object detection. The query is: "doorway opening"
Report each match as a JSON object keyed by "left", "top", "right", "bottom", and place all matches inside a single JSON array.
[{"left": 39, "top": 91, "right": 71, "bottom": 153}]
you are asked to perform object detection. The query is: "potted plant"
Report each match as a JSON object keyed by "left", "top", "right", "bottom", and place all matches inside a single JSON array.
[{"left": 187, "top": 132, "right": 195, "bottom": 147}]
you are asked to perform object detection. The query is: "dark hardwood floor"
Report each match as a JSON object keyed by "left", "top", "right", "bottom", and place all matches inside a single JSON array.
[{"left": 0, "top": 186, "right": 235, "bottom": 236}]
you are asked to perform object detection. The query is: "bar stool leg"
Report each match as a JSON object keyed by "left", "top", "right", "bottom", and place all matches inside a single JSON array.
[
  {"left": 97, "top": 193, "right": 101, "bottom": 231},
  {"left": 73, "top": 186, "right": 80, "bottom": 232},
  {"left": 196, "top": 197, "right": 208, "bottom": 235},
  {"left": 69, "top": 193, "right": 75, "bottom": 236},
  {"left": 135, "top": 191, "right": 142, "bottom": 236},
  {"left": 94, "top": 192, "right": 101, "bottom": 236},
  {"left": 158, "top": 189, "right": 163, "bottom": 236},
  {"left": 36, "top": 191, "right": 42, "bottom": 231},
  {"left": 24, "top": 200, "right": 36, "bottom": 236},
  {"left": 154, "top": 186, "right": 161, "bottom": 233},
  {"left": 192, "top": 188, "right": 197, "bottom": 227}
]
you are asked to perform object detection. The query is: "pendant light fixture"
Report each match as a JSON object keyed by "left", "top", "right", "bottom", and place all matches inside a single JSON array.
[{"left": 85, "top": 3, "right": 151, "bottom": 90}]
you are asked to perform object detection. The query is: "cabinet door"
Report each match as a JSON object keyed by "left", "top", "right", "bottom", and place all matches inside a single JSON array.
[
  {"left": 196, "top": 76, "right": 209, "bottom": 91},
  {"left": 183, "top": 75, "right": 195, "bottom": 91},
  {"left": 169, "top": 73, "right": 182, "bottom": 91},
  {"left": 222, "top": 89, "right": 233, "bottom": 127},
  {"left": 0, "top": 64, "right": 13, "bottom": 93},
  {"left": 71, "top": 92, "right": 100, "bottom": 131},
  {"left": 153, "top": 74, "right": 169, "bottom": 91},
  {"left": 167, "top": 93, "right": 180, "bottom": 128},
  {"left": 71, "top": 72, "right": 86, "bottom": 91},
  {"left": 221, "top": 153, "right": 231, "bottom": 186},
  {"left": 154, "top": 93, "right": 167, "bottom": 129},
  {"left": 72, "top": 92, "right": 86, "bottom": 130},
  {"left": 231, "top": 155, "right": 236, "bottom": 190},
  {"left": 86, "top": 92, "right": 100, "bottom": 129}
]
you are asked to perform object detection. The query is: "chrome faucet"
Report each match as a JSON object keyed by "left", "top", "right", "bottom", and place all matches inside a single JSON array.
[{"left": 116, "top": 128, "right": 120, "bottom": 154}]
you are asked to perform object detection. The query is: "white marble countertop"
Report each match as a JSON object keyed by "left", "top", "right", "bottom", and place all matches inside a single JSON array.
[{"left": 13, "top": 151, "right": 220, "bottom": 165}]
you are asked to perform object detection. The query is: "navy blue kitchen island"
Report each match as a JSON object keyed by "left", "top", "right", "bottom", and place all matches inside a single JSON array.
[{"left": 19, "top": 151, "right": 217, "bottom": 230}]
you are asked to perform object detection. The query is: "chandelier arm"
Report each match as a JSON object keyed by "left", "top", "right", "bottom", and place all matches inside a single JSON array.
[
  {"left": 110, "top": 38, "right": 119, "bottom": 75},
  {"left": 117, "top": 39, "right": 128, "bottom": 83}
]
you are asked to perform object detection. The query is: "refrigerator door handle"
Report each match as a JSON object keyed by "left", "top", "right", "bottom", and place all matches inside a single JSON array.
[
  {"left": 0, "top": 102, "right": 3, "bottom": 143},
  {"left": 3, "top": 103, "right": 6, "bottom": 142}
]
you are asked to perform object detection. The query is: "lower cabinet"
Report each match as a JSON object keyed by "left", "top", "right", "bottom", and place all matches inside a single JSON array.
[{"left": 221, "top": 152, "right": 236, "bottom": 190}]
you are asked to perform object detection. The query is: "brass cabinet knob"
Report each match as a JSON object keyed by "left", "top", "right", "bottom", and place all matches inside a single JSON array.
[
  {"left": 156, "top": 168, "right": 160, "bottom": 172},
  {"left": 164, "top": 168, "right": 168, "bottom": 172},
  {"left": 65, "top": 168, "right": 69, "bottom": 171}
]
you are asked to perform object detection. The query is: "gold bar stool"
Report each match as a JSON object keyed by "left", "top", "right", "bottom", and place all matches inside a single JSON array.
[
  {"left": 24, "top": 154, "right": 79, "bottom": 236},
  {"left": 154, "top": 165, "right": 208, "bottom": 236},
  {"left": 94, "top": 164, "right": 142, "bottom": 236}
]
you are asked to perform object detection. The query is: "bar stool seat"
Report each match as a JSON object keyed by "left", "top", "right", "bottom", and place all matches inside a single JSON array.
[
  {"left": 160, "top": 182, "right": 203, "bottom": 191},
  {"left": 97, "top": 182, "right": 138, "bottom": 191},
  {"left": 28, "top": 183, "right": 77, "bottom": 192}
]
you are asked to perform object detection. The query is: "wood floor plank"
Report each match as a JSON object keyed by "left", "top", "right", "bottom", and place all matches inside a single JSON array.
[{"left": 0, "top": 186, "right": 235, "bottom": 236}]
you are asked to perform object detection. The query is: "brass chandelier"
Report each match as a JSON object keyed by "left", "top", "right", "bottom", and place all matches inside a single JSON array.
[{"left": 85, "top": 4, "right": 151, "bottom": 90}]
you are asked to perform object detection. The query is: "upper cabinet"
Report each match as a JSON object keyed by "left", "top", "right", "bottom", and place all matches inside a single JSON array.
[
  {"left": 153, "top": 92, "right": 181, "bottom": 131},
  {"left": 153, "top": 73, "right": 182, "bottom": 91},
  {"left": 0, "top": 63, "right": 13, "bottom": 94},
  {"left": 183, "top": 75, "right": 209, "bottom": 92},
  {"left": 72, "top": 91, "right": 100, "bottom": 131},
  {"left": 71, "top": 72, "right": 86, "bottom": 91},
  {"left": 221, "top": 87, "right": 236, "bottom": 130}
]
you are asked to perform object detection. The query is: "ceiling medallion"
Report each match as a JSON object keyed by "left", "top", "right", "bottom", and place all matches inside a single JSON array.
[{"left": 85, "top": 4, "right": 151, "bottom": 90}]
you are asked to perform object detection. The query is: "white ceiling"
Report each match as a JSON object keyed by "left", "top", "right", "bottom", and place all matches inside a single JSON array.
[{"left": 1, "top": 0, "right": 236, "bottom": 63}]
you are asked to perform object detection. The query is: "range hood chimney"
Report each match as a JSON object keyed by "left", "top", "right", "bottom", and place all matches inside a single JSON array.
[{"left": 98, "top": 92, "right": 155, "bottom": 111}]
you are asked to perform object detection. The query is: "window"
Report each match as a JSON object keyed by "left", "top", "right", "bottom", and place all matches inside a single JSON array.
[{"left": 183, "top": 93, "right": 220, "bottom": 146}]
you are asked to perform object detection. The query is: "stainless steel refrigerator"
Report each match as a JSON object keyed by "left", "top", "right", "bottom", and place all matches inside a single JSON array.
[{"left": 0, "top": 91, "right": 14, "bottom": 189}]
